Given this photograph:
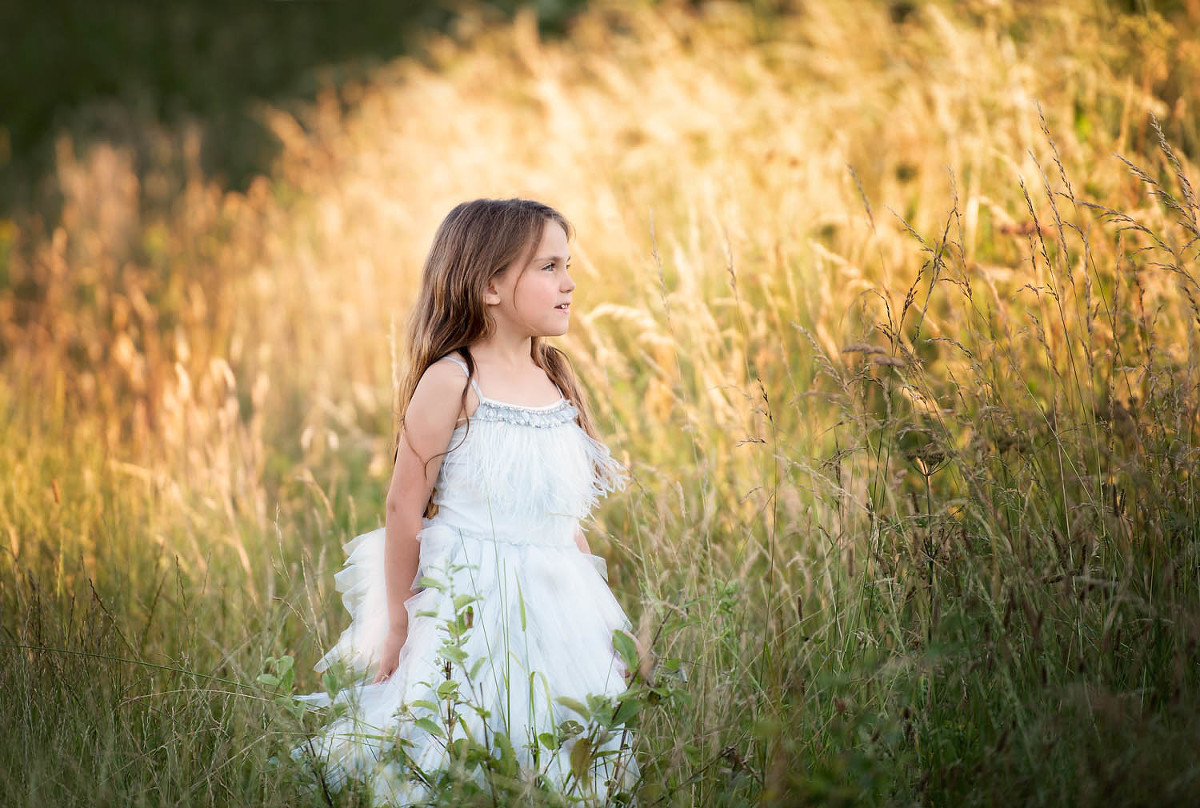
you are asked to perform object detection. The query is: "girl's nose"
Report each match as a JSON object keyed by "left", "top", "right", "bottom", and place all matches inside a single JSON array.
[{"left": 562, "top": 271, "right": 576, "bottom": 293}]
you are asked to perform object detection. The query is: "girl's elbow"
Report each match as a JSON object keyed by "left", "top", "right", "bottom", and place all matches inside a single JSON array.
[{"left": 385, "top": 491, "right": 425, "bottom": 526}]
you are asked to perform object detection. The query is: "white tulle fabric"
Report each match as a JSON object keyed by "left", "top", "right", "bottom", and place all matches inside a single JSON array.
[{"left": 292, "top": 358, "right": 636, "bottom": 805}]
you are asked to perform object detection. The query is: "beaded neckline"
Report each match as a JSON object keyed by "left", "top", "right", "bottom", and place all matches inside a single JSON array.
[
  {"left": 476, "top": 393, "right": 569, "bottom": 413},
  {"left": 467, "top": 397, "right": 579, "bottom": 429}
]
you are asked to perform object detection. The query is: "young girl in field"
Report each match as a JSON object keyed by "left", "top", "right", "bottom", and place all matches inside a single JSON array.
[{"left": 294, "top": 199, "right": 638, "bottom": 804}]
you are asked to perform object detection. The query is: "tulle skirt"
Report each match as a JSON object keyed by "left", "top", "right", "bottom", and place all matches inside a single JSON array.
[{"left": 292, "top": 522, "right": 639, "bottom": 806}]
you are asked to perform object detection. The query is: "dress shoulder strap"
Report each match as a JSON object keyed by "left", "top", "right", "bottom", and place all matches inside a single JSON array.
[{"left": 440, "top": 353, "right": 482, "bottom": 396}]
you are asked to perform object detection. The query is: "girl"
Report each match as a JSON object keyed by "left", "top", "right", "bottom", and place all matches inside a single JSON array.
[{"left": 294, "top": 199, "right": 638, "bottom": 805}]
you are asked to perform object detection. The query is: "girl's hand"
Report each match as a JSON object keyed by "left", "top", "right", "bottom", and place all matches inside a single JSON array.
[
  {"left": 573, "top": 528, "right": 591, "bottom": 554},
  {"left": 373, "top": 625, "right": 408, "bottom": 683}
]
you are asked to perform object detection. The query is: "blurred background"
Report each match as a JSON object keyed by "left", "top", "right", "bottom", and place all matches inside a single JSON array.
[
  {"left": 0, "top": 0, "right": 593, "bottom": 212},
  {"left": 3, "top": 0, "right": 1200, "bottom": 805}
]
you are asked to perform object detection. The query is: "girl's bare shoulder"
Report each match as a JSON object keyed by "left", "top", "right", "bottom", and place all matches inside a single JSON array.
[
  {"left": 410, "top": 355, "right": 477, "bottom": 422},
  {"left": 412, "top": 358, "right": 465, "bottom": 400}
]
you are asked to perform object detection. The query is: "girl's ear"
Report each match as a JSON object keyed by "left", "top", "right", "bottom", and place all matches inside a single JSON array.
[{"left": 483, "top": 275, "right": 503, "bottom": 306}]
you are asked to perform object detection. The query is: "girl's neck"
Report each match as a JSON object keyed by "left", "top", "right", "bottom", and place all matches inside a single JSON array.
[
  {"left": 469, "top": 332, "right": 535, "bottom": 370},
  {"left": 467, "top": 333, "right": 562, "bottom": 406}
]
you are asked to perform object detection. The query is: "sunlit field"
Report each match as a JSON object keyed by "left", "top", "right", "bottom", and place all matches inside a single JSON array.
[{"left": 3, "top": 1, "right": 1200, "bottom": 804}]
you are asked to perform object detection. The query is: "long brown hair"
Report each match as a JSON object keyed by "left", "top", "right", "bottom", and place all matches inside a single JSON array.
[{"left": 393, "top": 198, "right": 599, "bottom": 459}]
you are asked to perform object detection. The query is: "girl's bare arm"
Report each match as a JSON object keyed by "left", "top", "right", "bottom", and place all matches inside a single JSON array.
[{"left": 375, "top": 360, "right": 467, "bottom": 682}]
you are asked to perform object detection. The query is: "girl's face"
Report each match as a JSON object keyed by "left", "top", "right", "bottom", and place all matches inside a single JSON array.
[{"left": 486, "top": 222, "right": 575, "bottom": 338}]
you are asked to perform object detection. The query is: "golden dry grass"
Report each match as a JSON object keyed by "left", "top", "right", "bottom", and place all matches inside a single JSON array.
[{"left": 3, "top": 1, "right": 1200, "bottom": 804}]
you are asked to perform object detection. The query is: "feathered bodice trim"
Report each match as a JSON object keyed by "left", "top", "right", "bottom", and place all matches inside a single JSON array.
[{"left": 435, "top": 395, "right": 626, "bottom": 535}]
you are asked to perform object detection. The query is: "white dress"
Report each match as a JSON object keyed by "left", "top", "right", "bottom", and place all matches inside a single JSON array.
[{"left": 293, "top": 355, "right": 638, "bottom": 805}]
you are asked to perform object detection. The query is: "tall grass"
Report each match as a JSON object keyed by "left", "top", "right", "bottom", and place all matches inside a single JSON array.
[{"left": 3, "top": 1, "right": 1200, "bottom": 804}]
